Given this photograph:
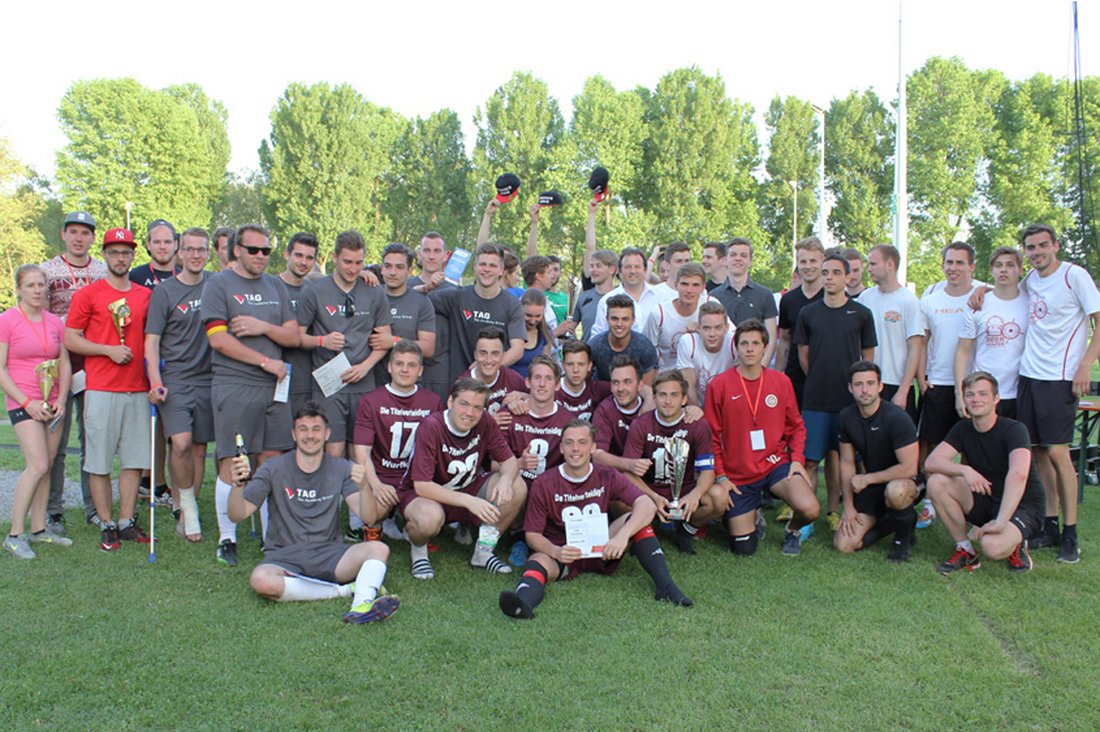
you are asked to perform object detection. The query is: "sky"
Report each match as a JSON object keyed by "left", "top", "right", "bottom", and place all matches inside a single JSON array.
[{"left": 2, "top": 0, "right": 1093, "bottom": 179}]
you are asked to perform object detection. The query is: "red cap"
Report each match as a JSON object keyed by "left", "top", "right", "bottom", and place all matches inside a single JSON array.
[{"left": 102, "top": 228, "right": 137, "bottom": 248}]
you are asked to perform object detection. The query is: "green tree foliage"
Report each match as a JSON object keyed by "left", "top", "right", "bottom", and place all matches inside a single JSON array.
[
  {"left": 760, "top": 96, "right": 820, "bottom": 281},
  {"left": 0, "top": 139, "right": 48, "bottom": 309},
  {"left": 384, "top": 109, "right": 472, "bottom": 247},
  {"left": 260, "top": 82, "right": 404, "bottom": 265},
  {"left": 55, "top": 78, "right": 229, "bottom": 253},
  {"left": 825, "top": 90, "right": 894, "bottom": 250},
  {"left": 1055, "top": 76, "right": 1100, "bottom": 271}
]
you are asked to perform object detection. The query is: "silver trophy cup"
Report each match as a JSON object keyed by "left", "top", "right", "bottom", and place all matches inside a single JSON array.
[{"left": 664, "top": 436, "right": 690, "bottom": 520}]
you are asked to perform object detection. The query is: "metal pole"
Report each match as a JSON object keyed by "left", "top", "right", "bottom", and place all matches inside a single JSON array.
[{"left": 812, "top": 104, "right": 827, "bottom": 246}]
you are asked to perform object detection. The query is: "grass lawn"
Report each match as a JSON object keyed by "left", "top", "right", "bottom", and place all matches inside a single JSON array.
[{"left": 3, "top": 425, "right": 1100, "bottom": 729}]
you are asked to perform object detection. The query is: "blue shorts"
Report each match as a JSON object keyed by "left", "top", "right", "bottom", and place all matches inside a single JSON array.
[
  {"left": 803, "top": 410, "right": 840, "bottom": 462},
  {"left": 724, "top": 463, "right": 792, "bottom": 521}
]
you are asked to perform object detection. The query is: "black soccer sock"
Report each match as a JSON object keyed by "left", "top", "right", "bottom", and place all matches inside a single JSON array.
[
  {"left": 155, "top": 483, "right": 170, "bottom": 498},
  {"left": 631, "top": 527, "right": 690, "bottom": 605},
  {"left": 859, "top": 517, "right": 896, "bottom": 549},
  {"left": 1063, "top": 524, "right": 1077, "bottom": 540},
  {"left": 513, "top": 561, "right": 547, "bottom": 610},
  {"left": 139, "top": 475, "right": 151, "bottom": 491},
  {"left": 889, "top": 506, "right": 917, "bottom": 548}
]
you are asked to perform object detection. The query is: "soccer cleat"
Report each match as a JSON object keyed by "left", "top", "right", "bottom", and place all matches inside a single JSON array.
[
  {"left": 216, "top": 539, "right": 239, "bottom": 566},
  {"left": 343, "top": 594, "right": 401, "bottom": 624},
  {"left": 344, "top": 526, "right": 363, "bottom": 543},
  {"left": 153, "top": 487, "right": 174, "bottom": 509},
  {"left": 755, "top": 512, "right": 767, "bottom": 541},
  {"left": 799, "top": 522, "right": 815, "bottom": 542},
  {"left": 886, "top": 538, "right": 910, "bottom": 563},
  {"left": 673, "top": 522, "right": 697, "bottom": 555},
  {"left": 3, "top": 534, "right": 36, "bottom": 560},
  {"left": 775, "top": 503, "right": 794, "bottom": 523},
  {"left": 937, "top": 547, "right": 981, "bottom": 575},
  {"left": 1007, "top": 541, "right": 1032, "bottom": 573},
  {"left": 781, "top": 530, "right": 802, "bottom": 556},
  {"left": 46, "top": 514, "right": 67, "bottom": 537},
  {"left": 28, "top": 528, "right": 73, "bottom": 547},
  {"left": 118, "top": 522, "right": 152, "bottom": 544},
  {"left": 471, "top": 555, "right": 512, "bottom": 574},
  {"left": 499, "top": 591, "right": 535, "bottom": 619},
  {"left": 363, "top": 526, "right": 382, "bottom": 542},
  {"left": 1029, "top": 531, "right": 1058, "bottom": 550},
  {"left": 826, "top": 511, "right": 841, "bottom": 532},
  {"left": 1057, "top": 535, "right": 1080, "bottom": 564},
  {"left": 915, "top": 499, "right": 936, "bottom": 529},
  {"left": 100, "top": 527, "right": 120, "bottom": 553}
]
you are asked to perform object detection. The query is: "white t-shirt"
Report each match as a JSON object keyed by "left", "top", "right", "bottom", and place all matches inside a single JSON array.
[
  {"left": 675, "top": 331, "right": 737, "bottom": 406},
  {"left": 921, "top": 281, "right": 980, "bottom": 386},
  {"left": 858, "top": 285, "right": 923, "bottom": 385},
  {"left": 643, "top": 297, "right": 718, "bottom": 370},
  {"left": 588, "top": 284, "right": 664, "bottom": 341},
  {"left": 959, "top": 290, "right": 1029, "bottom": 398},
  {"left": 1020, "top": 262, "right": 1100, "bottom": 381}
]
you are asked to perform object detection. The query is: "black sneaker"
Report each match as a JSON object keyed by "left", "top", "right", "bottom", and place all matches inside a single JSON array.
[
  {"left": 886, "top": 538, "right": 910, "bottom": 563},
  {"left": 937, "top": 547, "right": 981, "bottom": 574},
  {"left": 100, "top": 527, "right": 120, "bottom": 552},
  {"left": 118, "top": 522, "right": 152, "bottom": 544},
  {"left": 1057, "top": 534, "right": 1080, "bottom": 564},
  {"left": 781, "top": 530, "right": 802, "bottom": 556},
  {"left": 217, "top": 539, "right": 238, "bottom": 566},
  {"left": 755, "top": 512, "right": 766, "bottom": 541},
  {"left": 1030, "top": 525, "right": 1060, "bottom": 550},
  {"left": 499, "top": 591, "right": 534, "bottom": 619},
  {"left": 1007, "top": 541, "right": 1032, "bottom": 573}
]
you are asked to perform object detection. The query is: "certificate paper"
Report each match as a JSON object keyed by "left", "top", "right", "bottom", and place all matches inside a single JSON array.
[
  {"left": 312, "top": 353, "right": 351, "bottom": 399},
  {"left": 564, "top": 510, "right": 610, "bottom": 559}
]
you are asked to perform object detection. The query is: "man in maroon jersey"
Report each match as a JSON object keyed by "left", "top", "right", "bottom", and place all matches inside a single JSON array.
[
  {"left": 555, "top": 339, "right": 612, "bottom": 421},
  {"left": 498, "top": 419, "right": 693, "bottom": 619},
  {"left": 705, "top": 318, "right": 818, "bottom": 557},
  {"left": 592, "top": 355, "right": 653, "bottom": 479},
  {"left": 398, "top": 378, "right": 525, "bottom": 579},
  {"left": 452, "top": 326, "right": 528, "bottom": 427},
  {"left": 353, "top": 341, "right": 443, "bottom": 541},
  {"left": 623, "top": 369, "right": 726, "bottom": 554},
  {"left": 505, "top": 356, "right": 574, "bottom": 482}
]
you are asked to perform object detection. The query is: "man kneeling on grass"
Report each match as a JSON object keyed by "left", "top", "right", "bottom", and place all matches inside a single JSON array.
[
  {"left": 499, "top": 419, "right": 692, "bottom": 619},
  {"left": 925, "top": 371, "right": 1044, "bottom": 574},
  {"left": 228, "top": 402, "right": 399, "bottom": 624}
]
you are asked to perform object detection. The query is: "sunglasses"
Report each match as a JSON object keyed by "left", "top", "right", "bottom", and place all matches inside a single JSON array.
[
  {"left": 344, "top": 293, "right": 356, "bottom": 319},
  {"left": 241, "top": 245, "right": 272, "bottom": 256}
]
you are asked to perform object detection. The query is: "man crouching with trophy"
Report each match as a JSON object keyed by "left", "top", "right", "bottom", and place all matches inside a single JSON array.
[{"left": 622, "top": 370, "right": 729, "bottom": 554}]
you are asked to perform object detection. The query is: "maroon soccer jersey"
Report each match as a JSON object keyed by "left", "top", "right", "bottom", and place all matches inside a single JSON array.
[
  {"left": 402, "top": 410, "right": 514, "bottom": 492},
  {"left": 591, "top": 396, "right": 648, "bottom": 455},
  {"left": 623, "top": 411, "right": 715, "bottom": 500},
  {"left": 506, "top": 403, "right": 575, "bottom": 481},
  {"left": 556, "top": 378, "right": 612, "bottom": 421},
  {"left": 524, "top": 464, "right": 644, "bottom": 547},
  {"left": 353, "top": 384, "right": 444, "bottom": 486},
  {"left": 454, "top": 366, "right": 528, "bottom": 415}
]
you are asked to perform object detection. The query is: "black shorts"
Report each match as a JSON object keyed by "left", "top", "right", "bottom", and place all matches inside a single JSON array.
[
  {"left": 996, "top": 398, "right": 1017, "bottom": 420},
  {"left": 853, "top": 482, "right": 888, "bottom": 518},
  {"left": 1017, "top": 376, "right": 1075, "bottom": 446},
  {"left": 724, "top": 463, "right": 792, "bottom": 520},
  {"left": 965, "top": 493, "right": 1044, "bottom": 541},
  {"left": 7, "top": 407, "right": 32, "bottom": 425},
  {"left": 262, "top": 541, "right": 351, "bottom": 583},
  {"left": 555, "top": 556, "right": 622, "bottom": 581},
  {"left": 882, "top": 383, "right": 920, "bottom": 425},
  {"left": 918, "top": 385, "right": 961, "bottom": 444}
]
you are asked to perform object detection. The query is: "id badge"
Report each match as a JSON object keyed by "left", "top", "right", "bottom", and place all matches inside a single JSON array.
[{"left": 750, "top": 429, "right": 766, "bottom": 451}]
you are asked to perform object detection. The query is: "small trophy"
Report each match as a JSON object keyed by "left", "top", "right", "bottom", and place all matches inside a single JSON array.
[
  {"left": 664, "top": 436, "right": 691, "bottom": 520},
  {"left": 35, "top": 359, "right": 59, "bottom": 415},
  {"left": 107, "top": 298, "right": 132, "bottom": 345}
]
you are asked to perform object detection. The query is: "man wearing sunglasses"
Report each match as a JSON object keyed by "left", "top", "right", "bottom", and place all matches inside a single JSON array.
[
  {"left": 203, "top": 224, "right": 300, "bottom": 566},
  {"left": 298, "top": 230, "right": 393, "bottom": 459}
]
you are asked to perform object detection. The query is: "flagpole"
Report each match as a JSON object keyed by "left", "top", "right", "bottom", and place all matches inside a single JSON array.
[{"left": 894, "top": 1, "right": 909, "bottom": 286}]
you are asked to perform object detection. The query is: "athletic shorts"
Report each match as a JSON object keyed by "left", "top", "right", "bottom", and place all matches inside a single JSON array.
[
  {"left": 996, "top": 398, "right": 1017, "bottom": 421},
  {"left": 965, "top": 493, "right": 1043, "bottom": 541},
  {"left": 556, "top": 556, "right": 622, "bottom": 581},
  {"left": 853, "top": 482, "right": 889, "bottom": 519},
  {"left": 313, "top": 388, "right": 366, "bottom": 444},
  {"left": 918, "top": 384, "right": 961, "bottom": 444},
  {"left": 212, "top": 382, "right": 293, "bottom": 460},
  {"left": 290, "top": 390, "right": 314, "bottom": 421},
  {"left": 160, "top": 383, "right": 214, "bottom": 443},
  {"left": 881, "top": 383, "right": 920, "bottom": 425},
  {"left": 262, "top": 541, "right": 351, "bottom": 583},
  {"left": 724, "top": 463, "right": 792, "bottom": 521},
  {"left": 84, "top": 391, "right": 151, "bottom": 474},
  {"left": 398, "top": 471, "right": 493, "bottom": 527},
  {"left": 8, "top": 407, "right": 32, "bottom": 425},
  {"left": 1017, "top": 376, "right": 1075, "bottom": 446},
  {"left": 803, "top": 410, "right": 840, "bottom": 462}
]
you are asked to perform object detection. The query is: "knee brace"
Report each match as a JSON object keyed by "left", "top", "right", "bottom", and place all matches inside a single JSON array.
[{"left": 729, "top": 532, "right": 759, "bottom": 556}]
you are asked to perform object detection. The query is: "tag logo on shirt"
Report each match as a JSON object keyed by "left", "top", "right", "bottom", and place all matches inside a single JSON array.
[
  {"left": 233, "top": 294, "right": 246, "bottom": 304},
  {"left": 463, "top": 309, "right": 474, "bottom": 320},
  {"left": 177, "top": 304, "right": 189, "bottom": 314},
  {"left": 284, "top": 486, "right": 295, "bottom": 499},
  {"left": 326, "top": 305, "right": 338, "bottom": 316}
]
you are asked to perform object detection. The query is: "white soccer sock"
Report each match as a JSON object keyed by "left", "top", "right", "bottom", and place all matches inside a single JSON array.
[
  {"left": 410, "top": 542, "right": 430, "bottom": 563},
  {"left": 351, "top": 559, "right": 387, "bottom": 608},
  {"left": 958, "top": 540, "right": 975, "bottom": 554},
  {"left": 214, "top": 478, "right": 236, "bottom": 544},
  {"left": 278, "top": 576, "right": 347, "bottom": 602},
  {"left": 178, "top": 487, "right": 201, "bottom": 535}
]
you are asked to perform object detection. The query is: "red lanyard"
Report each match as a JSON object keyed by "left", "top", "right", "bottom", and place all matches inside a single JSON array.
[
  {"left": 61, "top": 256, "right": 90, "bottom": 290},
  {"left": 736, "top": 369, "right": 764, "bottom": 426},
  {"left": 16, "top": 305, "right": 50, "bottom": 358}
]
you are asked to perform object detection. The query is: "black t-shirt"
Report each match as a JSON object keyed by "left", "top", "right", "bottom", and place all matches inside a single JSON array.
[
  {"left": 793, "top": 298, "right": 877, "bottom": 412},
  {"left": 778, "top": 286, "right": 823, "bottom": 388},
  {"left": 129, "top": 264, "right": 179, "bottom": 290},
  {"left": 943, "top": 417, "right": 1044, "bottom": 509},
  {"left": 837, "top": 400, "right": 917, "bottom": 475}
]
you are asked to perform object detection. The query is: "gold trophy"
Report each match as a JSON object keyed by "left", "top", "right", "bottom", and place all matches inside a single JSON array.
[
  {"left": 107, "top": 298, "right": 132, "bottom": 345},
  {"left": 663, "top": 436, "right": 691, "bottom": 520},
  {"left": 35, "top": 359, "right": 59, "bottom": 415}
]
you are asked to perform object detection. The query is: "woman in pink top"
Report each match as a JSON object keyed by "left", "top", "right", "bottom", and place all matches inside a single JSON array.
[{"left": 0, "top": 264, "right": 72, "bottom": 559}]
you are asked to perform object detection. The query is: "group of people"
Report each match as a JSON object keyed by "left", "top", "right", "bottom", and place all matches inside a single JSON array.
[{"left": 2, "top": 197, "right": 1098, "bottom": 623}]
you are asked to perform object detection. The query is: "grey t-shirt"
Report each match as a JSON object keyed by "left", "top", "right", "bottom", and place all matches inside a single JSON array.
[
  {"left": 588, "top": 331, "right": 659, "bottom": 382},
  {"left": 242, "top": 451, "right": 357, "bottom": 550},
  {"left": 281, "top": 279, "right": 314, "bottom": 397},
  {"left": 202, "top": 269, "right": 294, "bottom": 385},
  {"left": 298, "top": 277, "right": 393, "bottom": 393},
  {"left": 146, "top": 275, "right": 212, "bottom": 386},
  {"left": 711, "top": 279, "right": 778, "bottom": 327},
  {"left": 430, "top": 286, "right": 525, "bottom": 384},
  {"left": 572, "top": 287, "right": 603, "bottom": 341},
  {"left": 410, "top": 279, "right": 456, "bottom": 393},
  {"left": 373, "top": 287, "right": 436, "bottom": 384}
]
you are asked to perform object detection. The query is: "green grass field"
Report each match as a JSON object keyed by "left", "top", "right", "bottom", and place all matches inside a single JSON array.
[{"left": 3, "top": 423, "right": 1100, "bottom": 729}]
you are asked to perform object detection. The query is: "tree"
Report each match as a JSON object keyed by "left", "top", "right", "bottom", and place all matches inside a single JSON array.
[
  {"left": 260, "top": 82, "right": 405, "bottom": 265},
  {"left": 0, "top": 139, "right": 48, "bottom": 309},
  {"left": 825, "top": 90, "right": 894, "bottom": 250},
  {"left": 55, "top": 78, "right": 229, "bottom": 256},
  {"left": 164, "top": 83, "right": 232, "bottom": 215},
  {"left": 1055, "top": 75, "right": 1100, "bottom": 271},
  {"left": 760, "top": 96, "right": 820, "bottom": 275}
]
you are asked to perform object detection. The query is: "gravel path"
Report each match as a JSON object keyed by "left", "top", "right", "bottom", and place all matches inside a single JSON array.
[{"left": 0, "top": 468, "right": 85, "bottom": 520}]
